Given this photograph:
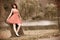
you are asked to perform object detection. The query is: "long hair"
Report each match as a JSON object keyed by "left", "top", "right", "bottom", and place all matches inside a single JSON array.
[{"left": 11, "top": 3, "right": 18, "bottom": 9}]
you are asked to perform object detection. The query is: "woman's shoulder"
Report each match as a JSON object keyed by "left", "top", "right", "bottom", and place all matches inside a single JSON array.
[
  {"left": 11, "top": 8, "right": 18, "bottom": 11},
  {"left": 11, "top": 8, "right": 15, "bottom": 10},
  {"left": 11, "top": 8, "right": 16, "bottom": 11},
  {"left": 11, "top": 8, "right": 14, "bottom": 11}
]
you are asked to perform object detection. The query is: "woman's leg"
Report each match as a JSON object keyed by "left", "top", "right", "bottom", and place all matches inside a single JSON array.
[
  {"left": 13, "top": 24, "right": 17, "bottom": 33},
  {"left": 13, "top": 24, "right": 19, "bottom": 36},
  {"left": 17, "top": 24, "right": 21, "bottom": 33}
]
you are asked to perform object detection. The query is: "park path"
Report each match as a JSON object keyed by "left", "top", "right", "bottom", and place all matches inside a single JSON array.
[
  {"left": 9, "top": 29, "right": 59, "bottom": 40},
  {"left": 10, "top": 36, "right": 60, "bottom": 40},
  {"left": 21, "top": 20, "right": 58, "bottom": 26},
  {"left": 38, "top": 36, "right": 60, "bottom": 40}
]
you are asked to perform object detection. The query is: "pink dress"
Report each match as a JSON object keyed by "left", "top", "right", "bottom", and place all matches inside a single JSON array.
[{"left": 7, "top": 9, "right": 22, "bottom": 24}]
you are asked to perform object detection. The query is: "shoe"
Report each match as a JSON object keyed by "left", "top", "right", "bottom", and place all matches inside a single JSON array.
[{"left": 16, "top": 32, "right": 20, "bottom": 37}]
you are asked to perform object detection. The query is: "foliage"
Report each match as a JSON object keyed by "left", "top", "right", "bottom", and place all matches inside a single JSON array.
[
  {"left": 19, "top": 0, "right": 43, "bottom": 21},
  {"left": 45, "top": 2, "right": 57, "bottom": 20}
]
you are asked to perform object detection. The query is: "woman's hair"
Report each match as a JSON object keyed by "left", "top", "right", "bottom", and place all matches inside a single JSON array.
[{"left": 12, "top": 3, "right": 18, "bottom": 9}]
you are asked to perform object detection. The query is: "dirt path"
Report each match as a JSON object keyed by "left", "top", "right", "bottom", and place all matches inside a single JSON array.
[
  {"left": 8, "top": 29, "right": 59, "bottom": 40},
  {"left": 22, "top": 20, "right": 57, "bottom": 26},
  {"left": 9, "top": 36, "right": 60, "bottom": 40},
  {"left": 38, "top": 36, "right": 60, "bottom": 40}
]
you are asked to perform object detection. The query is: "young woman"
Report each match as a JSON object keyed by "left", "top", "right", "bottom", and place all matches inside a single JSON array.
[{"left": 6, "top": 3, "right": 22, "bottom": 36}]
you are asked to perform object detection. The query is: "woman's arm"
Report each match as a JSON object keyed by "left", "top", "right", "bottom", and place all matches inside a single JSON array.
[{"left": 7, "top": 9, "right": 13, "bottom": 19}]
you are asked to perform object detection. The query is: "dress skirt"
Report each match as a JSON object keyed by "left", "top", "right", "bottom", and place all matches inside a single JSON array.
[{"left": 6, "top": 14, "right": 22, "bottom": 24}]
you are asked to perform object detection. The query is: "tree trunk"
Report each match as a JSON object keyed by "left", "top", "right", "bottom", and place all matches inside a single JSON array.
[{"left": 55, "top": 0, "right": 60, "bottom": 31}]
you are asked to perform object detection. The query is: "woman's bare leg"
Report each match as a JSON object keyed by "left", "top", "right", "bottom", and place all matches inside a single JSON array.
[
  {"left": 13, "top": 24, "right": 16, "bottom": 33},
  {"left": 17, "top": 24, "right": 21, "bottom": 33},
  {"left": 13, "top": 24, "right": 19, "bottom": 36}
]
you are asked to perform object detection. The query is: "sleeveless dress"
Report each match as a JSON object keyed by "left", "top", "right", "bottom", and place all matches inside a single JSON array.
[{"left": 7, "top": 9, "right": 22, "bottom": 24}]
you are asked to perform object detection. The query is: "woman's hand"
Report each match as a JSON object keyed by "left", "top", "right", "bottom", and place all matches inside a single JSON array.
[
  {"left": 6, "top": 19, "right": 8, "bottom": 22},
  {"left": 7, "top": 17, "right": 10, "bottom": 21}
]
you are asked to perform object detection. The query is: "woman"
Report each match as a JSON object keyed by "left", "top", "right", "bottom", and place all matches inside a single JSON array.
[{"left": 6, "top": 3, "right": 22, "bottom": 36}]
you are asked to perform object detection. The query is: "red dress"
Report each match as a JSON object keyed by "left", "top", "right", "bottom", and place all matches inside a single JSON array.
[{"left": 6, "top": 9, "right": 22, "bottom": 24}]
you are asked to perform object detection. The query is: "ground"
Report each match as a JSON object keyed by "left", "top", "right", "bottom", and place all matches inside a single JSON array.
[{"left": 2, "top": 29, "right": 60, "bottom": 40}]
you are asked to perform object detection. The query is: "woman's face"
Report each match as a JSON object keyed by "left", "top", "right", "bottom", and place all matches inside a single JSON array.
[{"left": 13, "top": 5, "right": 16, "bottom": 8}]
